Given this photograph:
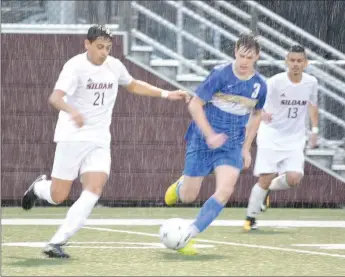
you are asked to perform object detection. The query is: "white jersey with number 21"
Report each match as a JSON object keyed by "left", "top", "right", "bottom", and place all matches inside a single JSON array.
[
  {"left": 53, "top": 52, "right": 133, "bottom": 146},
  {"left": 257, "top": 72, "right": 318, "bottom": 151}
]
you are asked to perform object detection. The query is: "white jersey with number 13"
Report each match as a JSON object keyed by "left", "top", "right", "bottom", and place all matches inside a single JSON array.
[{"left": 257, "top": 72, "right": 318, "bottom": 151}]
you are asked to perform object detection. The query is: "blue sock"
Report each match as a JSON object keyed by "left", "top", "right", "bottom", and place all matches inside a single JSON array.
[{"left": 193, "top": 197, "right": 224, "bottom": 233}]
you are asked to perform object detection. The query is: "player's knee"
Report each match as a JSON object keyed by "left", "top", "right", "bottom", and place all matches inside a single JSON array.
[
  {"left": 258, "top": 180, "right": 270, "bottom": 190},
  {"left": 180, "top": 187, "right": 199, "bottom": 203},
  {"left": 258, "top": 174, "right": 275, "bottom": 189},
  {"left": 81, "top": 172, "right": 108, "bottom": 196},
  {"left": 286, "top": 172, "right": 302, "bottom": 187},
  {"left": 51, "top": 193, "right": 68, "bottom": 204},
  {"left": 50, "top": 180, "right": 72, "bottom": 204}
]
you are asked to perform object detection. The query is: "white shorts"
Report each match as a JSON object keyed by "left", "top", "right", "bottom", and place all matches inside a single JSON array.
[
  {"left": 254, "top": 147, "right": 305, "bottom": 177},
  {"left": 51, "top": 142, "right": 111, "bottom": 181}
]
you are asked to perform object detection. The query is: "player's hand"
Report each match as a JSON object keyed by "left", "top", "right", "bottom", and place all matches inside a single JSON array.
[
  {"left": 242, "top": 148, "right": 252, "bottom": 169},
  {"left": 70, "top": 110, "right": 85, "bottom": 128},
  {"left": 206, "top": 133, "right": 228, "bottom": 149},
  {"left": 166, "top": 90, "right": 190, "bottom": 101},
  {"left": 309, "top": 133, "right": 318, "bottom": 148},
  {"left": 261, "top": 112, "right": 273, "bottom": 123}
]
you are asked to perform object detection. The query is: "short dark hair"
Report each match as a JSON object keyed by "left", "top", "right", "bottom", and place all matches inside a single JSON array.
[
  {"left": 236, "top": 33, "right": 260, "bottom": 54},
  {"left": 288, "top": 45, "right": 306, "bottom": 56},
  {"left": 87, "top": 25, "right": 112, "bottom": 43}
]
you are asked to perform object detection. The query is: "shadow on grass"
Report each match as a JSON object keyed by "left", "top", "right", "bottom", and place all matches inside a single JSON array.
[
  {"left": 6, "top": 256, "right": 74, "bottom": 267},
  {"left": 160, "top": 252, "right": 227, "bottom": 261},
  {"left": 237, "top": 229, "right": 289, "bottom": 236}
]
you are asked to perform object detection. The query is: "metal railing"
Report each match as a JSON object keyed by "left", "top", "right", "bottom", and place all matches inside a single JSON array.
[{"left": 244, "top": 1, "right": 345, "bottom": 61}]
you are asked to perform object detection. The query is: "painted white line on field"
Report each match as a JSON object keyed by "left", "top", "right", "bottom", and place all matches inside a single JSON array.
[
  {"left": 293, "top": 244, "right": 345, "bottom": 250},
  {"left": 84, "top": 226, "right": 345, "bottom": 259},
  {"left": 2, "top": 241, "right": 214, "bottom": 249},
  {"left": 83, "top": 226, "right": 160, "bottom": 237},
  {"left": 3, "top": 219, "right": 345, "bottom": 228}
]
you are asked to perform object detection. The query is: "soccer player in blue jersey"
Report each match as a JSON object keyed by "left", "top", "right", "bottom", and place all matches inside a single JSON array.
[{"left": 164, "top": 34, "right": 267, "bottom": 255}]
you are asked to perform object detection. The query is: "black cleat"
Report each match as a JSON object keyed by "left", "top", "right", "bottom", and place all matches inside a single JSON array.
[
  {"left": 250, "top": 217, "right": 258, "bottom": 230},
  {"left": 22, "top": 174, "right": 46, "bottom": 210},
  {"left": 43, "top": 243, "right": 70, "bottom": 259},
  {"left": 243, "top": 216, "right": 258, "bottom": 231}
]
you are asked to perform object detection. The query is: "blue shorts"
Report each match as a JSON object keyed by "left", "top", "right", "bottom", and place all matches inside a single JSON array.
[{"left": 183, "top": 146, "right": 243, "bottom": 177}]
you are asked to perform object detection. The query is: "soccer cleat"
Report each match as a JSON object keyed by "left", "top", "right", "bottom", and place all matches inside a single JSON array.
[
  {"left": 177, "top": 239, "right": 198, "bottom": 256},
  {"left": 261, "top": 190, "right": 271, "bottom": 212},
  {"left": 243, "top": 217, "right": 258, "bottom": 232},
  {"left": 22, "top": 174, "right": 46, "bottom": 210},
  {"left": 43, "top": 243, "right": 70, "bottom": 259},
  {"left": 164, "top": 175, "right": 184, "bottom": 206}
]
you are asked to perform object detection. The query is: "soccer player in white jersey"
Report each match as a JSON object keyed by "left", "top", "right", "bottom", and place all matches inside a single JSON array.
[
  {"left": 21, "top": 25, "right": 188, "bottom": 258},
  {"left": 244, "top": 45, "right": 319, "bottom": 231}
]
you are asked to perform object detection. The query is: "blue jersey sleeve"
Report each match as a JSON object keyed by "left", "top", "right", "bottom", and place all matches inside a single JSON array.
[
  {"left": 195, "top": 68, "right": 224, "bottom": 102},
  {"left": 254, "top": 82, "right": 267, "bottom": 110}
]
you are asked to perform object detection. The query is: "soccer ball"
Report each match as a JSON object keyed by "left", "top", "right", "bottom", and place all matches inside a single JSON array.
[{"left": 159, "top": 218, "right": 191, "bottom": 250}]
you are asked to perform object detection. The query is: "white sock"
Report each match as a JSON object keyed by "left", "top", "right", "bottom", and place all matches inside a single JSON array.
[
  {"left": 269, "top": 174, "right": 291, "bottom": 191},
  {"left": 246, "top": 183, "right": 268, "bottom": 217},
  {"left": 33, "top": 179, "right": 57, "bottom": 205},
  {"left": 49, "top": 190, "right": 99, "bottom": 245},
  {"left": 189, "top": 224, "right": 200, "bottom": 238}
]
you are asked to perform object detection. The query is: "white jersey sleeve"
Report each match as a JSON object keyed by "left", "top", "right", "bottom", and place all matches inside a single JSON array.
[
  {"left": 117, "top": 61, "right": 134, "bottom": 86},
  {"left": 54, "top": 60, "right": 79, "bottom": 96}
]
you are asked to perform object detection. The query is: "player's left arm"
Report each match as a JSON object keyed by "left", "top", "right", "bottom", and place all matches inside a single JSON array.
[
  {"left": 242, "top": 82, "right": 267, "bottom": 169},
  {"left": 308, "top": 81, "right": 319, "bottom": 148},
  {"left": 125, "top": 80, "right": 188, "bottom": 101},
  {"left": 117, "top": 61, "right": 188, "bottom": 101}
]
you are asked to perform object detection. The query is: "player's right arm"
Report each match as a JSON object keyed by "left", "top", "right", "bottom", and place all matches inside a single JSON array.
[
  {"left": 48, "top": 60, "right": 84, "bottom": 128},
  {"left": 188, "top": 69, "right": 226, "bottom": 149}
]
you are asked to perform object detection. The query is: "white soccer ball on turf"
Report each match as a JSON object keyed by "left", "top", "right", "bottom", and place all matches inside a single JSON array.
[{"left": 159, "top": 218, "right": 191, "bottom": 250}]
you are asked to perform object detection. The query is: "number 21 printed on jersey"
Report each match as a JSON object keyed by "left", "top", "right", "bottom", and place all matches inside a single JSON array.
[{"left": 93, "top": 92, "right": 105, "bottom": 106}]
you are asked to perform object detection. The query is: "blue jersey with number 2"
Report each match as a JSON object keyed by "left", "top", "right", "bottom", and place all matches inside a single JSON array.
[{"left": 185, "top": 63, "right": 267, "bottom": 150}]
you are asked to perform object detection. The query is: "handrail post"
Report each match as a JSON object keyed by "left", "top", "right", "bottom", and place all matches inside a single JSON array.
[
  {"left": 213, "top": 2, "right": 221, "bottom": 51},
  {"left": 196, "top": 7, "right": 206, "bottom": 67},
  {"left": 250, "top": 3, "right": 258, "bottom": 36},
  {"left": 250, "top": 3, "right": 259, "bottom": 71},
  {"left": 319, "top": 63, "right": 326, "bottom": 140},
  {"left": 176, "top": 1, "right": 184, "bottom": 75},
  {"left": 121, "top": 1, "right": 133, "bottom": 56}
]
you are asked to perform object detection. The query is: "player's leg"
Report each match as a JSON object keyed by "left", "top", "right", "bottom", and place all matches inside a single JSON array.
[
  {"left": 179, "top": 165, "right": 240, "bottom": 255},
  {"left": 178, "top": 149, "right": 241, "bottom": 255},
  {"left": 244, "top": 148, "right": 278, "bottom": 231},
  {"left": 165, "top": 148, "right": 206, "bottom": 206},
  {"left": 258, "top": 149, "right": 304, "bottom": 217},
  {"left": 44, "top": 145, "right": 110, "bottom": 258},
  {"left": 165, "top": 175, "right": 204, "bottom": 205},
  {"left": 22, "top": 143, "right": 80, "bottom": 210},
  {"left": 192, "top": 164, "right": 240, "bottom": 232},
  {"left": 270, "top": 148, "right": 304, "bottom": 191}
]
